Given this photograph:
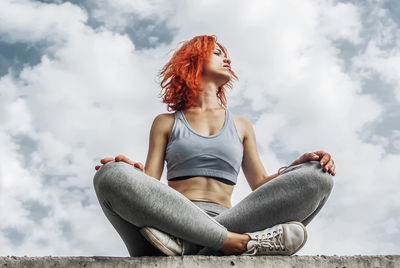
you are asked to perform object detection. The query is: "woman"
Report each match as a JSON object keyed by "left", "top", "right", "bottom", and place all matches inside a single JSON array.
[{"left": 93, "top": 35, "right": 336, "bottom": 257}]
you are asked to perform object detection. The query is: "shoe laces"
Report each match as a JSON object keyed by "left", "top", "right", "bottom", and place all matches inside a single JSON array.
[{"left": 243, "top": 228, "right": 286, "bottom": 255}]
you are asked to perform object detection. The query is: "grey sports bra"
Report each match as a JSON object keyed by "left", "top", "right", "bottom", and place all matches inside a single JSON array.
[{"left": 164, "top": 107, "right": 243, "bottom": 185}]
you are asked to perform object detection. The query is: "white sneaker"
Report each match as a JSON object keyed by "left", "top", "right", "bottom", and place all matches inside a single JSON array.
[
  {"left": 242, "top": 221, "right": 307, "bottom": 256},
  {"left": 139, "top": 226, "right": 199, "bottom": 256}
]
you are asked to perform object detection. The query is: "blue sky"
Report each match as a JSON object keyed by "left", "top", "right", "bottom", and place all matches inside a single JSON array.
[{"left": 0, "top": 0, "right": 399, "bottom": 256}]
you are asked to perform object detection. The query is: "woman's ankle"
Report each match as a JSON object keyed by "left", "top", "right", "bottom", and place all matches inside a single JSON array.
[{"left": 219, "top": 231, "right": 251, "bottom": 255}]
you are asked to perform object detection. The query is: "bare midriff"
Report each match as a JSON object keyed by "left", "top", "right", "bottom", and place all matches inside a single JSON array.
[{"left": 168, "top": 176, "right": 234, "bottom": 209}]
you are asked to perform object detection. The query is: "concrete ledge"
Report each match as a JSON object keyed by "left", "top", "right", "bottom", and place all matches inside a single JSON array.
[{"left": 1, "top": 255, "right": 399, "bottom": 268}]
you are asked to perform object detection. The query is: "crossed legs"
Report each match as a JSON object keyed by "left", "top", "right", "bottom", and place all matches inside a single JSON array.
[{"left": 93, "top": 160, "right": 334, "bottom": 256}]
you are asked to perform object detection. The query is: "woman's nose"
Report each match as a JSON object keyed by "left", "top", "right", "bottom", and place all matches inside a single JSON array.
[{"left": 224, "top": 58, "right": 231, "bottom": 64}]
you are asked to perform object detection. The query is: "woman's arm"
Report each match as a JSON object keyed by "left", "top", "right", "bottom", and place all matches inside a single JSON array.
[
  {"left": 143, "top": 113, "right": 173, "bottom": 180},
  {"left": 240, "top": 117, "right": 279, "bottom": 191}
]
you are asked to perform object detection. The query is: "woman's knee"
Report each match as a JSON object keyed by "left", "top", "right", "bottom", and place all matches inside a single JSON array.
[
  {"left": 296, "top": 161, "right": 334, "bottom": 196},
  {"left": 93, "top": 161, "right": 140, "bottom": 193}
]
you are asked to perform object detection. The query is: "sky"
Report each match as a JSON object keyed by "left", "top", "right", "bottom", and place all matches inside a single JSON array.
[{"left": 0, "top": 0, "right": 399, "bottom": 257}]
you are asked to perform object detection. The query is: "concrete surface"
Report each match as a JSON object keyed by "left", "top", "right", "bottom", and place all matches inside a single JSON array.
[{"left": 1, "top": 255, "right": 399, "bottom": 268}]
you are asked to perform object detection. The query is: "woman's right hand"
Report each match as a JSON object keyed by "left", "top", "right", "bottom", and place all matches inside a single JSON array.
[{"left": 94, "top": 154, "right": 145, "bottom": 172}]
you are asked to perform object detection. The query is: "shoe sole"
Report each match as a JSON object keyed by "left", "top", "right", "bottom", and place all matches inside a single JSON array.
[
  {"left": 139, "top": 228, "right": 177, "bottom": 256},
  {"left": 284, "top": 221, "right": 308, "bottom": 255}
]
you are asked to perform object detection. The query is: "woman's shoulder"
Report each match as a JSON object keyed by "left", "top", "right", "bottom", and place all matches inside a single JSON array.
[
  {"left": 151, "top": 112, "right": 176, "bottom": 132},
  {"left": 154, "top": 111, "right": 176, "bottom": 119},
  {"left": 230, "top": 112, "right": 251, "bottom": 128}
]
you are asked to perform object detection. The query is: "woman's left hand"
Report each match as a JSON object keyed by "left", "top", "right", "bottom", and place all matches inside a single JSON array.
[{"left": 290, "top": 150, "right": 336, "bottom": 176}]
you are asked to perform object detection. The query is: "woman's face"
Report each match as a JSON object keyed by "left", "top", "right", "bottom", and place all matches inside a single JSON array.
[{"left": 202, "top": 43, "right": 232, "bottom": 87}]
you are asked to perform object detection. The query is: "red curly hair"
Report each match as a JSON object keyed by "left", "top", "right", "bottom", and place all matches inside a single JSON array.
[{"left": 157, "top": 35, "right": 239, "bottom": 112}]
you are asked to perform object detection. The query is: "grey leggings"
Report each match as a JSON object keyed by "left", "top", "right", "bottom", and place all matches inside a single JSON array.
[{"left": 93, "top": 160, "right": 334, "bottom": 256}]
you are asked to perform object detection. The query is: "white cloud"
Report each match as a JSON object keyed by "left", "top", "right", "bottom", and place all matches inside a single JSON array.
[
  {"left": 87, "top": 0, "right": 175, "bottom": 31},
  {"left": 0, "top": 0, "right": 87, "bottom": 44},
  {"left": 318, "top": 0, "right": 363, "bottom": 44}
]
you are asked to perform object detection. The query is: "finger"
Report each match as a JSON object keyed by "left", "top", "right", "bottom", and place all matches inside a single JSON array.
[
  {"left": 133, "top": 162, "right": 144, "bottom": 170},
  {"left": 138, "top": 163, "right": 145, "bottom": 170},
  {"left": 115, "top": 155, "right": 126, "bottom": 161},
  {"left": 319, "top": 152, "right": 331, "bottom": 166},
  {"left": 101, "top": 157, "right": 115, "bottom": 164},
  {"left": 95, "top": 165, "right": 101, "bottom": 170},
  {"left": 115, "top": 155, "right": 134, "bottom": 165},
  {"left": 121, "top": 156, "right": 135, "bottom": 165},
  {"left": 327, "top": 163, "right": 336, "bottom": 176},
  {"left": 324, "top": 159, "right": 333, "bottom": 172},
  {"left": 323, "top": 159, "right": 334, "bottom": 172},
  {"left": 329, "top": 161, "right": 335, "bottom": 174},
  {"left": 126, "top": 157, "right": 137, "bottom": 166}
]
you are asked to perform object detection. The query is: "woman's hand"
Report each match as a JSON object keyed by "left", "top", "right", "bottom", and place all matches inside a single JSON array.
[
  {"left": 289, "top": 150, "right": 335, "bottom": 176},
  {"left": 94, "top": 154, "right": 145, "bottom": 172}
]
